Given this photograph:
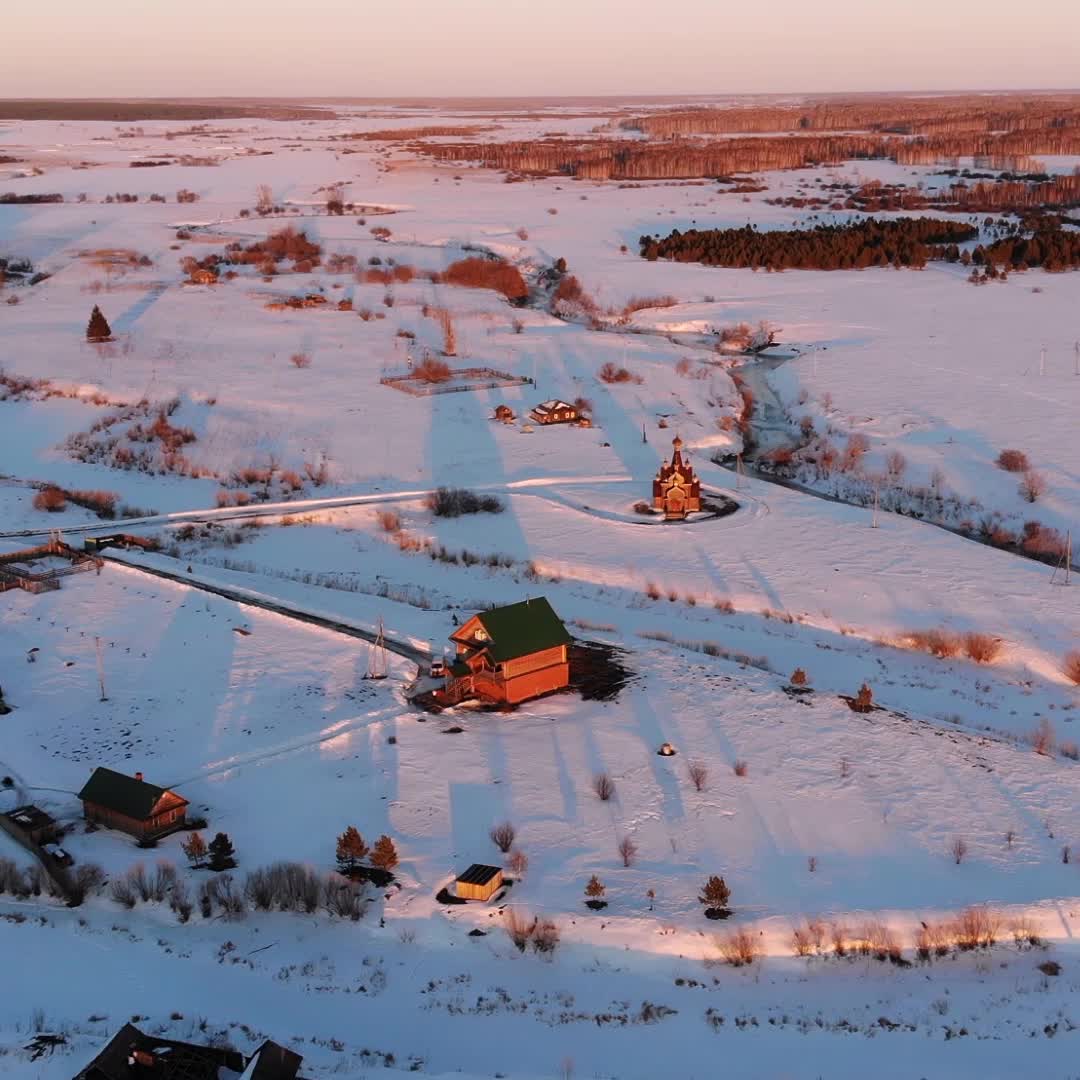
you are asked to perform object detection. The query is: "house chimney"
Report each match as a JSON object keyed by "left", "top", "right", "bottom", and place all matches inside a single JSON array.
[{"left": 134, "top": 771, "right": 144, "bottom": 782}]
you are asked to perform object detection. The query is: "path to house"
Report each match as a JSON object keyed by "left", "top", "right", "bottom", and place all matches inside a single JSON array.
[{"left": 96, "top": 553, "right": 431, "bottom": 668}]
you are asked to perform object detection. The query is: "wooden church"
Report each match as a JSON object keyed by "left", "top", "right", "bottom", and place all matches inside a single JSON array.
[{"left": 652, "top": 435, "right": 701, "bottom": 520}]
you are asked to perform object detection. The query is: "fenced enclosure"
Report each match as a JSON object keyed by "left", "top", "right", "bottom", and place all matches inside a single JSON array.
[{"left": 380, "top": 366, "right": 530, "bottom": 397}]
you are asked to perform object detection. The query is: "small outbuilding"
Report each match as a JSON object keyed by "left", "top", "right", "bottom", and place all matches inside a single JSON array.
[
  {"left": 455, "top": 863, "right": 504, "bottom": 901},
  {"left": 78, "top": 767, "right": 188, "bottom": 841},
  {"left": 493, "top": 404, "right": 516, "bottom": 423},
  {"left": 5, "top": 804, "right": 59, "bottom": 844}
]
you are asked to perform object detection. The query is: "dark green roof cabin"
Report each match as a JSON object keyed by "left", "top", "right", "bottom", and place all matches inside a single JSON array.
[
  {"left": 447, "top": 597, "right": 572, "bottom": 705},
  {"left": 78, "top": 767, "right": 188, "bottom": 840}
]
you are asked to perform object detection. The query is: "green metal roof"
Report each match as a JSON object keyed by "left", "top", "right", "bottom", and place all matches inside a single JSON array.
[
  {"left": 77, "top": 767, "right": 186, "bottom": 820},
  {"left": 474, "top": 597, "right": 571, "bottom": 663}
]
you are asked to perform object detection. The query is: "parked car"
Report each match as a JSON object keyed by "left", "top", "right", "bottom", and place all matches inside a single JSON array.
[{"left": 430, "top": 658, "right": 446, "bottom": 679}]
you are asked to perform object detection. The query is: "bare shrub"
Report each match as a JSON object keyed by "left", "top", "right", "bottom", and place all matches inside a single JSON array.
[
  {"left": 598, "top": 361, "right": 638, "bottom": 384},
  {"left": 645, "top": 581, "right": 662, "bottom": 600},
  {"left": 490, "top": 822, "right": 516, "bottom": 854},
  {"left": 290, "top": 352, "right": 311, "bottom": 369},
  {"left": 504, "top": 909, "right": 534, "bottom": 952},
  {"left": 427, "top": 487, "right": 503, "bottom": 517},
  {"left": 713, "top": 597, "right": 735, "bottom": 613},
  {"left": 951, "top": 837, "right": 968, "bottom": 864},
  {"left": 617, "top": 836, "right": 638, "bottom": 867},
  {"left": 954, "top": 906, "right": 1000, "bottom": 950},
  {"left": 885, "top": 450, "right": 907, "bottom": 480},
  {"left": 733, "top": 760, "right": 748, "bottom": 777},
  {"left": 323, "top": 874, "right": 365, "bottom": 920},
  {"left": 507, "top": 849, "right": 528, "bottom": 877},
  {"left": 962, "top": 632, "right": 1002, "bottom": 664},
  {"left": 531, "top": 917, "right": 560, "bottom": 955},
  {"left": 687, "top": 761, "right": 708, "bottom": 792},
  {"left": 376, "top": 509, "right": 400, "bottom": 533},
  {"left": 623, "top": 294, "right": 678, "bottom": 315},
  {"left": 109, "top": 875, "right": 137, "bottom": 909},
  {"left": 718, "top": 928, "right": 760, "bottom": 966},
  {"left": 430, "top": 307, "right": 457, "bottom": 356},
  {"left": 996, "top": 449, "right": 1030, "bottom": 472},
  {"left": 1063, "top": 651, "right": 1080, "bottom": 685},
  {"left": 592, "top": 772, "right": 615, "bottom": 801},
  {"left": 789, "top": 667, "right": 809, "bottom": 687},
  {"left": 33, "top": 486, "right": 67, "bottom": 512},
  {"left": 904, "top": 628, "right": 962, "bottom": 659},
  {"left": 413, "top": 356, "right": 452, "bottom": 384},
  {"left": 1019, "top": 470, "right": 1046, "bottom": 503},
  {"left": 151, "top": 861, "right": 176, "bottom": 903},
  {"left": 1028, "top": 717, "right": 1056, "bottom": 756},
  {"left": 792, "top": 919, "right": 827, "bottom": 957}
]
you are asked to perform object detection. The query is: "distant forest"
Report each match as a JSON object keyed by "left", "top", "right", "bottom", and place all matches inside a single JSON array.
[{"left": 639, "top": 218, "right": 979, "bottom": 271}]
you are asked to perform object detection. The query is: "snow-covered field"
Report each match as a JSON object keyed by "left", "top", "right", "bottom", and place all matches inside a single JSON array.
[{"left": 1, "top": 102, "right": 1079, "bottom": 1078}]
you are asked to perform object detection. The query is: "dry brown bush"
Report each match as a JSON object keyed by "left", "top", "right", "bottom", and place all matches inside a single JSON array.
[
  {"left": 592, "top": 772, "right": 615, "bottom": 801},
  {"left": 1019, "top": 470, "right": 1047, "bottom": 503},
  {"left": 687, "top": 761, "right": 708, "bottom": 792},
  {"left": 713, "top": 597, "right": 735, "bottom": 613},
  {"left": 623, "top": 294, "right": 678, "bottom": 314},
  {"left": 954, "top": 906, "right": 1000, "bottom": 950},
  {"left": 598, "top": 361, "right": 639, "bottom": 384},
  {"left": 507, "top": 849, "right": 528, "bottom": 877},
  {"left": 490, "top": 821, "right": 516, "bottom": 854},
  {"left": 504, "top": 910, "right": 534, "bottom": 951},
  {"left": 532, "top": 916, "right": 560, "bottom": 955},
  {"left": 33, "top": 486, "right": 67, "bottom": 512},
  {"left": 414, "top": 356, "right": 452, "bottom": 383},
  {"left": 1028, "top": 717, "right": 1056, "bottom": 756},
  {"left": 645, "top": 581, "right": 662, "bottom": 600},
  {"left": 903, "top": 628, "right": 962, "bottom": 659},
  {"left": 1064, "top": 651, "right": 1080, "bottom": 685},
  {"left": 376, "top": 509, "right": 401, "bottom": 533},
  {"left": 962, "top": 632, "right": 1002, "bottom": 663},
  {"left": 733, "top": 760, "right": 748, "bottom": 777},
  {"left": 443, "top": 256, "right": 527, "bottom": 302},
  {"left": 718, "top": 928, "right": 760, "bottom": 966},
  {"left": 996, "top": 449, "right": 1029, "bottom": 472},
  {"left": 290, "top": 352, "right": 311, "bottom": 368},
  {"left": 791, "top": 919, "right": 826, "bottom": 956}
]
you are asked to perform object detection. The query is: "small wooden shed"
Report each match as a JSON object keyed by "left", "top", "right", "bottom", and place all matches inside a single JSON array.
[
  {"left": 493, "top": 404, "right": 516, "bottom": 423},
  {"left": 455, "top": 863, "right": 504, "bottom": 901}
]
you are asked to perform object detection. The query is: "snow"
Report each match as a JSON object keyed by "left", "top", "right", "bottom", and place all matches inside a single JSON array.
[{"left": 1, "top": 102, "right": 1079, "bottom": 1079}]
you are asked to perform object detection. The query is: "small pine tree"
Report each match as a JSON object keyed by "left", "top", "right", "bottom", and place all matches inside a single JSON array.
[
  {"left": 335, "top": 826, "right": 368, "bottom": 874},
  {"left": 86, "top": 305, "right": 112, "bottom": 342},
  {"left": 584, "top": 874, "right": 606, "bottom": 900},
  {"left": 790, "top": 667, "right": 808, "bottom": 686},
  {"left": 181, "top": 831, "right": 207, "bottom": 868},
  {"left": 699, "top": 875, "right": 731, "bottom": 913},
  {"left": 853, "top": 683, "right": 873, "bottom": 712},
  {"left": 207, "top": 831, "right": 236, "bottom": 872},
  {"left": 370, "top": 835, "right": 398, "bottom": 872}
]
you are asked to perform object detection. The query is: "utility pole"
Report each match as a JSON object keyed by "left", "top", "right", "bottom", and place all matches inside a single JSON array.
[{"left": 95, "top": 636, "right": 107, "bottom": 702}]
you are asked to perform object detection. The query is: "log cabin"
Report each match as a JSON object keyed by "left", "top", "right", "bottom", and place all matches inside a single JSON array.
[
  {"left": 78, "top": 767, "right": 188, "bottom": 841},
  {"left": 529, "top": 399, "right": 580, "bottom": 425},
  {"left": 445, "top": 597, "right": 572, "bottom": 705}
]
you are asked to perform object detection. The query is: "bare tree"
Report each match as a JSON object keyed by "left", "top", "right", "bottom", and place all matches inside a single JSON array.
[
  {"left": 952, "top": 837, "right": 968, "bottom": 865},
  {"left": 687, "top": 761, "right": 708, "bottom": 792},
  {"left": 507, "top": 849, "right": 528, "bottom": 877},
  {"left": 504, "top": 908, "right": 534, "bottom": 952},
  {"left": 256, "top": 184, "right": 274, "bottom": 214},
  {"left": 1030, "top": 717, "right": 1056, "bottom": 756},
  {"left": 1019, "top": 470, "right": 1047, "bottom": 503},
  {"left": 592, "top": 772, "right": 615, "bottom": 801},
  {"left": 490, "top": 821, "right": 516, "bottom": 854},
  {"left": 617, "top": 836, "right": 638, "bottom": 867}
]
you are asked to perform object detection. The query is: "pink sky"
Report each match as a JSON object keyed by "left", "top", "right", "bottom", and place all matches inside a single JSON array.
[{"left": 4, "top": 0, "right": 1078, "bottom": 98}]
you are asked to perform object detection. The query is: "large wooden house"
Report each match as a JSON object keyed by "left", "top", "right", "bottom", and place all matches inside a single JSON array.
[
  {"left": 444, "top": 597, "right": 572, "bottom": 705},
  {"left": 529, "top": 399, "right": 582, "bottom": 426},
  {"left": 78, "top": 767, "right": 188, "bottom": 841},
  {"left": 653, "top": 435, "right": 701, "bottom": 520}
]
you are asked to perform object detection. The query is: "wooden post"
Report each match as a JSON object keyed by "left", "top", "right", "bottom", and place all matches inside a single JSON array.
[{"left": 95, "top": 636, "right": 107, "bottom": 702}]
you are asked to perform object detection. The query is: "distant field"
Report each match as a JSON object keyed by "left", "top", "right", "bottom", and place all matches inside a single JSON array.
[{"left": 0, "top": 99, "right": 333, "bottom": 121}]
